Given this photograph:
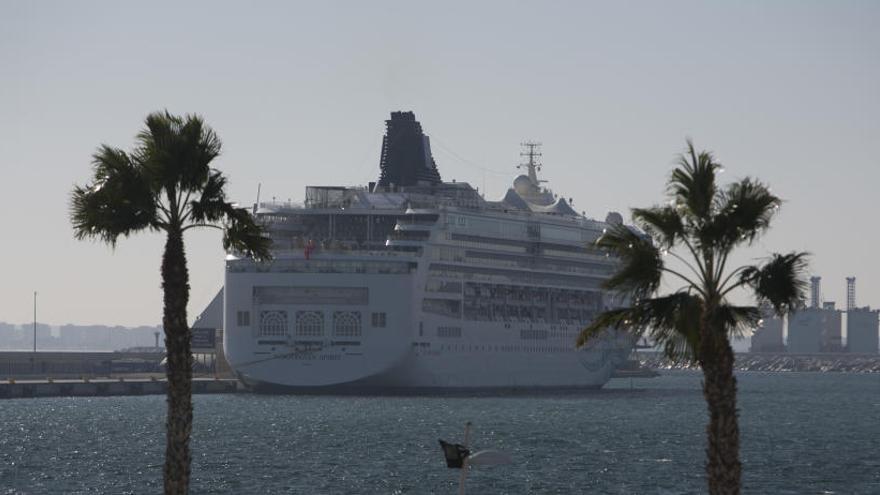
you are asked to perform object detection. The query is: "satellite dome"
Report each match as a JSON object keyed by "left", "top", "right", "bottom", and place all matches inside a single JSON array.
[
  {"left": 605, "top": 211, "right": 624, "bottom": 225},
  {"left": 513, "top": 175, "right": 536, "bottom": 195}
]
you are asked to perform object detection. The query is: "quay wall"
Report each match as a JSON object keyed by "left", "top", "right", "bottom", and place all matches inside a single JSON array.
[{"left": 0, "top": 378, "right": 240, "bottom": 399}]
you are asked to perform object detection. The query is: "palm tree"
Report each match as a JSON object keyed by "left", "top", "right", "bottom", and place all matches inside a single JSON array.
[
  {"left": 71, "top": 111, "right": 271, "bottom": 494},
  {"left": 577, "top": 140, "right": 808, "bottom": 495}
]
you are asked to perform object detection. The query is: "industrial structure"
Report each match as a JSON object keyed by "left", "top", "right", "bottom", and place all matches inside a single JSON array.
[
  {"left": 749, "top": 307, "right": 785, "bottom": 352},
  {"left": 810, "top": 276, "right": 822, "bottom": 309},
  {"left": 821, "top": 302, "right": 843, "bottom": 352},
  {"left": 787, "top": 276, "right": 843, "bottom": 352},
  {"left": 844, "top": 277, "right": 879, "bottom": 354},
  {"left": 787, "top": 307, "right": 825, "bottom": 353},
  {"left": 846, "top": 277, "right": 856, "bottom": 311},
  {"left": 847, "top": 308, "right": 879, "bottom": 354},
  {"left": 783, "top": 276, "right": 878, "bottom": 355}
]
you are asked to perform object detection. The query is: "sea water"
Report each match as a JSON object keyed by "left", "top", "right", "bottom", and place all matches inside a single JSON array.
[{"left": 1, "top": 371, "right": 878, "bottom": 494}]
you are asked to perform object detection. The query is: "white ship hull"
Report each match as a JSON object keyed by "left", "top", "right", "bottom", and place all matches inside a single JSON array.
[{"left": 224, "top": 260, "right": 631, "bottom": 392}]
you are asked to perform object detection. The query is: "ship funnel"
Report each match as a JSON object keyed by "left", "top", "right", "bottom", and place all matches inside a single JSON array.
[{"left": 377, "top": 111, "right": 442, "bottom": 188}]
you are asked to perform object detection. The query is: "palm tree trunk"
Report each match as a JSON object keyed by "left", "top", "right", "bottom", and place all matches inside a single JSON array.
[
  {"left": 700, "top": 326, "right": 742, "bottom": 495},
  {"left": 161, "top": 228, "right": 192, "bottom": 495}
]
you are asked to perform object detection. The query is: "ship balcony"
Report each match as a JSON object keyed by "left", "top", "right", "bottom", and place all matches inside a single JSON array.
[
  {"left": 421, "top": 291, "right": 462, "bottom": 300},
  {"left": 403, "top": 207, "right": 442, "bottom": 216},
  {"left": 229, "top": 248, "right": 417, "bottom": 262},
  {"left": 226, "top": 254, "right": 417, "bottom": 275},
  {"left": 394, "top": 223, "right": 434, "bottom": 232},
  {"left": 385, "top": 239, "right": 427, "bottom": 248},
  {"left": 388, "top": 229, "right": 431, "bottom": 241}
]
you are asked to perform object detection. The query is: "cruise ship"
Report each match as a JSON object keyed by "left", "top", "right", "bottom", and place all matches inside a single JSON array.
[{"left": 219, "top": 112, "right": 633, "bottom": 391}]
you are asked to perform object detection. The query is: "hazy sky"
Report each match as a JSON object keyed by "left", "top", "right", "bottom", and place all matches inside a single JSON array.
[{"left": 1, "top": 1, "right": 878, "bottom": 327}]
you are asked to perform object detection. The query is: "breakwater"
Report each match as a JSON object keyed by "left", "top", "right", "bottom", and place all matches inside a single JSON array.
[{"left": 639, "top": 352, "right": 880, "bottom": 373}]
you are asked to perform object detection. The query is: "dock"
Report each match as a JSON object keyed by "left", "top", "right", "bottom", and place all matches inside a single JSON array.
[
  {"left": 611, "top": 368, "right": 661, "bottom": 378},
  {"left": 0, "top": 377, "right": 240, "bottom": 399}
]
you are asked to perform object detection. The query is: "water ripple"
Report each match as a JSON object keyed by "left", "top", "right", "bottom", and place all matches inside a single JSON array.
[{"left": 0, "top": 372, "right": 878, "bottom": 494}]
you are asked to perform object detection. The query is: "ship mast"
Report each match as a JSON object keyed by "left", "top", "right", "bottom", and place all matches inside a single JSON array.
[{"left": 518, "top": 141, "right": 543, "bottom": 185}]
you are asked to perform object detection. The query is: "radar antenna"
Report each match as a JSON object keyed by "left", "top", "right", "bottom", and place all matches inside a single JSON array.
[{"left": 518, "top": 141, "right": 544, "bottom": 184}]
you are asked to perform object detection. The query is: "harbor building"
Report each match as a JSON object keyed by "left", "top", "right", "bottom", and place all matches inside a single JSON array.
[
  {"left": 843, "top": 276, "right": 878, "bottom": 354},
  {"left": 846, "top": 308, "right": 879, "bottom": 354},
  {"left": 749, "top": 310, "right": 784, "bottom": 352},
  {"left": 787, "top": 308, "right": 823, "bottom": 353},
  {"left": 787, "top": 276, "right": 840, "bottom": 354},
  {"left": 820, "top": 302, "right": 843, "bottom": 352}
]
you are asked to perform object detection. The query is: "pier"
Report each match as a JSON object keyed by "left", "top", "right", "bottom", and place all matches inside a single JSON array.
[
  {"left": 0, "top": 377, "right": 240, "bottom": 399},
  {"left": 0, "top": 350, "right": 240, "bottom": 399}
]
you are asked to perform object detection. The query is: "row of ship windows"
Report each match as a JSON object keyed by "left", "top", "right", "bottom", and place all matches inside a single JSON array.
[
  {"left": 235, "top": 310, "right": 387, "bottom": 337},
  {"left": 434, "top": 328, "right": 553, "bottom": 340},
  {"left": 229, "top": 260, "right": 413, "bottom": 275},
  {"left": 423, "top": 298, "right": 595, "bottom": 323},
  {"left": 238, "top": 310, "right": 579, "bottom": 341},
  {"left": 441, "top": 329, "right": 577, "bottom": 339},
  {"left": 434, "top": 344, "right": 577, "bottom": 353},
  {"left": 444, "top": 218, "right": 593, "bottom": 244},
  {"left": 466, "top": 254, "right": 608, "bottom": 276},
  {"left": 426, "top": 268, "right": 594, "bottom": 290}
]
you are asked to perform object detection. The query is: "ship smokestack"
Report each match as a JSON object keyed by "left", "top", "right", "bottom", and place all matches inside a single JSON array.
[{"left": 377, "top": 111, "right": 442, "bottom": 188}]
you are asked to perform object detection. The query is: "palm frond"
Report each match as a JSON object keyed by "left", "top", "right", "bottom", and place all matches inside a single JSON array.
[
  {"left": 222, "top": 206, "right": 273, "bottom": 262},
  {"left": 177, "top": 113, "right": 221, "bottom": 190},
  {"left": 137, "top": 111, "right": 219, "bottom": 198},
  {"left": 631, "top": 205, "right": 685, "bottom": 248},
  {"left": 596, "top": 224, "right": 663, "bottom": 300},
  {"left": 668, "top": 139, "right": 721, "bottom": 224},
  {"left": 137, "top": 111, "right": 178, "bottom": 191},
  {"left": 717, "top": 304, "right": 761, "bottom": 339},
  {"left": 739, "top": 252, "right": 809, "bottom": 316},
  {"left": 701, "top": 178, "right": 780, "bottom": 249},
  {"left": 641, "top": 293, "right": 702, "bottom": 363},
  {"left": 70, "top": 146, "right": 158, "bottom": 246},
  {"left": 189, "top": 170, "right": 229, "bottom": 223},
  {"left": 577, "top": 292, "right": 702, "bottom": 363},
  {"left": 576, "top": 308, "right": 632, "bottom": 348}
]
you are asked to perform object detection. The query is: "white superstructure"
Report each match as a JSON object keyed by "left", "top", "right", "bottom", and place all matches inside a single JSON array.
[{"left": 221, "top": 112, "right": 632, "bottom": 391}]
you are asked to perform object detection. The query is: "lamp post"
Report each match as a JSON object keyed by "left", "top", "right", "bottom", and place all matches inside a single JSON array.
[
  {"left": 30, "top": 290, "right": 36, "bottom": 375},
  {"left": 33, "top": 291, "right": 37, "bottom": 353}
]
